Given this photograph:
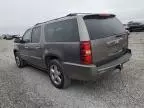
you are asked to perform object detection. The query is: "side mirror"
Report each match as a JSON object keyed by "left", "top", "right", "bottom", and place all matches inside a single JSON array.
[
  {"left": 14, "top": 37, "right": 23, "bottom": 43},
  {"left": 24, "top": 39, "right": 30, "bottom": 43}
]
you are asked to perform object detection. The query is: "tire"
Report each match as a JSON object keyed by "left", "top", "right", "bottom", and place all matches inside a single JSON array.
[
  {"left": 48, "top": 59, "right": 71, "bottom": 89},
  {"left": 15, "top": 52, "right": 26, "bottom": 68}
]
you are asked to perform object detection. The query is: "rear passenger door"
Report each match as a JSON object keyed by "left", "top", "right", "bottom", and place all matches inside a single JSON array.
[
  {"left": 28, "top": 26, "right": 43, "bottom": 67},
  {"left": 44, "top": 18, "right": 80, "bottom": 63}
]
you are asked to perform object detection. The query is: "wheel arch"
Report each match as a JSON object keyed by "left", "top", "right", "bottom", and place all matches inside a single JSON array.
[{"left": 44, "top": 54, "right": 62, "bottom": 68}]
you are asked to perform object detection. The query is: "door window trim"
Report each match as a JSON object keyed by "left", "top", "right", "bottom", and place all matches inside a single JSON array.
[
  {"left": 44, "top": 18, "right": 79, "bottom": 43},
  {"left": 22, "top": 28, "right": 32, "bottom": 43},
  {"left": 31, "top": 26, "right": 41, "bottom": 44}
]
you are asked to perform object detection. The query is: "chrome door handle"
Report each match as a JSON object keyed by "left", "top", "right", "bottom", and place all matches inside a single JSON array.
[{"left": 35, "top": 47, "right": 40, "bottom": 49}]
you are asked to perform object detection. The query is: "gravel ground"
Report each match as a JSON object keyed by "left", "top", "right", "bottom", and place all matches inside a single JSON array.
[{"left": 0, "top": 32, "right": 144, "bottom": 108}]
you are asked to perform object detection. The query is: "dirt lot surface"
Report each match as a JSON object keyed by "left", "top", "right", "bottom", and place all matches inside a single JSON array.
[{"left": 0, "top": 32, "right": 144, "bottom": 108}]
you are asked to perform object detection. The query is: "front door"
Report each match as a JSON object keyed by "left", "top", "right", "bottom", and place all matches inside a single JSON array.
[
  {"left": 20, "top": 29, "right": 32, "bottom": 61},
  {"left": 28, "top": 26, "right": 44, "bottom": 68}
]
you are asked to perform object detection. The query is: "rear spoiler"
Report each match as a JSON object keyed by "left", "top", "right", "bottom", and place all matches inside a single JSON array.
[{"left": 83, "top": 14, "right": 116, "bottom": 19}]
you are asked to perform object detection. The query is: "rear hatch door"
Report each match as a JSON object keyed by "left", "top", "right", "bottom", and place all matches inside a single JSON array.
[{"left": 84, "top": 14, "right": 128, "bottom": 66}]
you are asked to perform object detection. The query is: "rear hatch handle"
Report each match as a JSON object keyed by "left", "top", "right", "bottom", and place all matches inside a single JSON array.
[{"left": 116, "top": 35, "right": 122, "bottom": 37}]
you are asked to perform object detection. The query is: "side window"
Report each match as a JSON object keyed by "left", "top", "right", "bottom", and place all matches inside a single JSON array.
[
  {"left": 31, "top": 26, "right": 41, "bottom": 43},
  {"left": 44, "top": 24, "right": 55, "bottom": 42},
  {"left": 23, "top": 29, "right": 31, "bottom": 43},
  {"left": 44, "top": 19, "right": 79, "bottom": 42}
]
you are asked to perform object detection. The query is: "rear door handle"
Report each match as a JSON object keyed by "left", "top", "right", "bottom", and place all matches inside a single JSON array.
[
  {"left": 35, "top": 46, "right": 41, "bottom": 49},
  {"left": 25, "top": 46, "right": 29, "bottom": 48},
  {"left": 116, "top": 35, "right": 122, "bottom": 37}
]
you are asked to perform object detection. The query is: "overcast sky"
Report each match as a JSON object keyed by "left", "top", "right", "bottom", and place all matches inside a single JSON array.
[{"left": 0, "top": 0, "right": 144, "bottom": 34}]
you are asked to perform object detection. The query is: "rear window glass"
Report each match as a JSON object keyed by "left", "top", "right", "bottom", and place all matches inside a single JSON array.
[
  {"left": 44, "top": 19, "right": 79, "bottom": 42},
  {"left": 84, "top": 17, "right": 125, "bottom": 40}
]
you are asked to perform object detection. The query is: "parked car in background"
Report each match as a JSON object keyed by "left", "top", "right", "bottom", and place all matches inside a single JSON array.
[
  {"left": 1, "top": 34, "right": 6, "bottom": 39},
  {"left": 127, "top": 21, "right": 144, "bottom": 32},
  {"left": 2, "top": 34, "right": 19, "bottom": 40},
  {"left": 3, "top": 34, "right": 13, "bottom": 40},
  {"left": 12, "top": 35, "right": 20, "bottom": 39},
  {"left": 123, "top": 24, "right": 129, "bottom": 30},
  {"left": 14, "top": 13, "right": 132, "bottom": 89},
  {"left": 5, "top": 36, "right": 13, "bottom": 40}
]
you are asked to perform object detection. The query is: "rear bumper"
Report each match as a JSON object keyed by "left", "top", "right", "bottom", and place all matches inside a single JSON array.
[{"left": 63, "top": 49, "right": 132, "bottom": 81}]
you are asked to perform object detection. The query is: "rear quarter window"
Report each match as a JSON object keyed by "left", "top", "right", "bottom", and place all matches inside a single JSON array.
[
  {"left": 44, "top": 19, "right": 79, "bottom": 42},
  {"left": 84, "top": 17, "right": 125, "bottom": 40}
]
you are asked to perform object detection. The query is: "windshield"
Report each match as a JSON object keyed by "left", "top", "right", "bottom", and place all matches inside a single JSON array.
[{"left": 84, "top": 17, "right": 125, "bottom": 40}]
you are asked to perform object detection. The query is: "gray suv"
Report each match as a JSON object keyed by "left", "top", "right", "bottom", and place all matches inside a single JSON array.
[{"left": 14, "top": 13, "right": 132, "bottom": 89}]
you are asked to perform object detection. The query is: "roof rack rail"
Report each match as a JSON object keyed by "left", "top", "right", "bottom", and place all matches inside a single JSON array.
[
  {"left": 67, "top": 13, "right": 92, "bottom": 16},
  {"left": 35, "top": 13, "right": 89, "bottom": 26},
  {"left": 34, "top": 22, "right": 44, "bottom": 26},
  {"left": 34, "top": 16, "right": 68, "bottom": 26}
]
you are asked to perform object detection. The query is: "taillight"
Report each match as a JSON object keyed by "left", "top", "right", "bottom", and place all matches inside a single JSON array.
[{"left": 80, "top": 41, "right": 92, "bottom": 64}]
